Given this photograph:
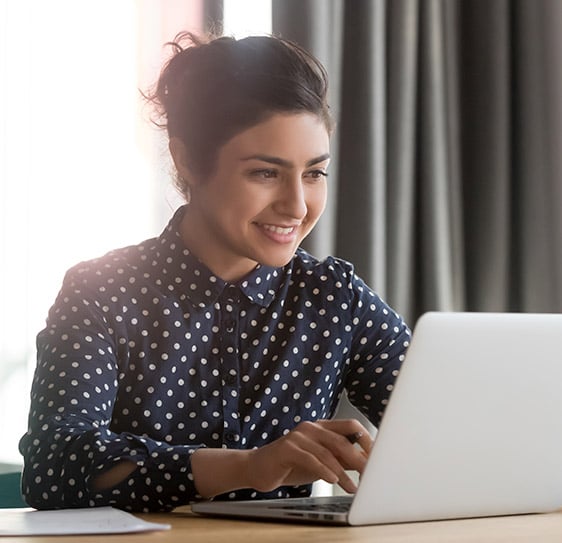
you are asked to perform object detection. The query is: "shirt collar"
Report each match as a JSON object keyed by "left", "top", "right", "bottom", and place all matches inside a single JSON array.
[{"left": 155, "top": 205, "right": 288, "bottom": 309}]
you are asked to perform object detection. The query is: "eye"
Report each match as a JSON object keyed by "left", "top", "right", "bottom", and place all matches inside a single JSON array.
[
  {"left": 304, "top": 169, "right": 328, "bottom": 180},
  {"left": 250, "top": 168, "right": 278, "bottom": 179}
]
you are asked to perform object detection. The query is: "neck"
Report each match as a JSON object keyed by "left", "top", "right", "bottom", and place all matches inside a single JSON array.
[{"left": 178, "top": 209, "right": 258, "bottom": 283}]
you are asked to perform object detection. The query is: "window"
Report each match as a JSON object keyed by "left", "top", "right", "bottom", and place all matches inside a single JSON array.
[
  {"left": 0, "top": 0, "right": 271, "bottom": 466},
  {"left": 1, "top": 0, "right": 156, "bottom": 465},
  {"left": 224, "top": 0, "right": 272, "bottom": 37}
]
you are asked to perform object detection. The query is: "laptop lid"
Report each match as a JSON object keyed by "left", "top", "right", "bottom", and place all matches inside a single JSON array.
[{"left": 193, "top": 312, "right": 562, "bottom": 525}]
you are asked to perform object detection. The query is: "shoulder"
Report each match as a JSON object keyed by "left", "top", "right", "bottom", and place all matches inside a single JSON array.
[
  {"left": 62, "top": 236, "right": 159, "bottom": 289},
  {"left": 291, "top": 248, "right": 356, "bottom": 278},
  {"left": 288, "top": 248, "right": 374, "bottom": 303},
  {"left": 288, "top": 249, "right": 409, "bottom": 333},
  {"left": 290, "top": 248, "right": 365, "bottom": 289}
]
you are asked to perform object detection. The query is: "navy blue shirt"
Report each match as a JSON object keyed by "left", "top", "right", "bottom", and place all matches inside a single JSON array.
[{"left": 19, "top": 206, "right": 410, "bottom": 512}]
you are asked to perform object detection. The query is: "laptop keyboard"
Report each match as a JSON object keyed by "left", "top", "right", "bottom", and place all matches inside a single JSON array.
[
  {"left": 274, "top": 496, "right": 353, "bottom": 513},
  {"left": 277, "top": 502, "right": 350, "bottom": 513}
]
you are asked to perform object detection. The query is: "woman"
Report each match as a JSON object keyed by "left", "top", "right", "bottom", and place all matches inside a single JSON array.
[{"left": 19, "top": 33, "right": 410, "bottom": 512}]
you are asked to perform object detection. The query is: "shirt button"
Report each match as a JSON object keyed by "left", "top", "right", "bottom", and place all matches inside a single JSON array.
[
  {"left": 225, "top": 431, "right": 237, "bottom": 443},
  {"left": 225, "top": 320, "right": 236, "bottom": 333},
  {"left": 225, "top": 373, "right": 237, "bottom": 385},
  {"left": 226, "top": 286, "right": 239, "bottom": 303}
]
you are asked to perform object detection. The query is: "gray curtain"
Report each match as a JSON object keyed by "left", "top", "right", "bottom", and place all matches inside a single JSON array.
[{"left": 272, "top": 0, "right": 562, "bottom": 325}]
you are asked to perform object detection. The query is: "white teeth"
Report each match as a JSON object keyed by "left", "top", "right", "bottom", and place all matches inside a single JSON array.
[{"left": 262, "top": 224, "right": 295, "bottom": 235}]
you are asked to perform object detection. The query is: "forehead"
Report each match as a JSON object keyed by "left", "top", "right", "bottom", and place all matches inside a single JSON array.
[{"left": 218, "top": 113, "right": 330, "bottom": 163}]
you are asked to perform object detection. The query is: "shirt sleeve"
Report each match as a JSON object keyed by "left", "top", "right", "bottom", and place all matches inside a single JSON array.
[
  {"left": 342, "top": 264, "right": 411, "bottom": 427},
  {"left": 18, "top": 268, "right": 203, "bottom": 512}
]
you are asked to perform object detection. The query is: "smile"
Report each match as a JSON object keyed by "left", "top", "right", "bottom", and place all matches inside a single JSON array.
[{"left": 261, "top": 224, "right": 297, "bottom": 235}]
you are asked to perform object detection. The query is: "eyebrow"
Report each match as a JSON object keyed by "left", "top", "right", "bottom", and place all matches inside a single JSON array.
[{"left": 240, "top": 153, "right": 331, "bottom": 168}]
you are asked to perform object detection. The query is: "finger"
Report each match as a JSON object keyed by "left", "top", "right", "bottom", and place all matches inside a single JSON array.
[
  {"left": 250, "top": 439, "right": 340, "bottom": 491},
  {"left": 334, "top": 433, "right": 370, "bottom": 474},
  {"left": 316, "top": 419, "right": 374, "bottom": 457},
  {"left": 288, "top": 420, "right": 369, "bottom": 479},
  {"left": 285, "top": 445, "right": 341, "bottom": 487},
  {"left": 291, "top": 439, "right": 357, "bottom": 493},
  {"left": 289, "top": 429, "right": 351, "bottom": 481},
  {"left": 287, "top": 430, "right": 360, "bottom": 494},
  {"left": 354, "top": 432, "right": 374, "bottom": 458},
  {"left": 315, "top": 418, "right": 371, "bottom": 442},
  {"left": 345, "top": 432, "right": 372, "bottom": 465},
  {"left": 337, "top": 471, "right": 359, "bottom": 494},
  {"left": 308, "top": 420, "right": 371, "bottom": 471}
]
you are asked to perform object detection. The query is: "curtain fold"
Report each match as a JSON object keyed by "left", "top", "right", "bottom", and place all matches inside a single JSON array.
[
  {"left": 417, "top": 0, "right": 463, "bottom": 316},
  {"left": 385, "top": 0, "right": 419, "bottom": 319},
  {"left": 273, "top": 0, "right": 562, "bottom": 324},
  {"left": 513, "top": 0, "right": 562, "bottom": 312},
  {"left": 459, "top": 0, "right": 512, "bottom": 312},
  {"left": 336, "top": 0, "right": 387, "bottom": 292}
]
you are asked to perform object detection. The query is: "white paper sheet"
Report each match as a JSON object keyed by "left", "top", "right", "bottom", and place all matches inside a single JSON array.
[{"left": 0, "top": 506, "right": 171, "bottom": 536}]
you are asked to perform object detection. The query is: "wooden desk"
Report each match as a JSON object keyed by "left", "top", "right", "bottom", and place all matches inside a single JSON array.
[{"left": 3, "top": 507, "right": 562, "bottom": 542}]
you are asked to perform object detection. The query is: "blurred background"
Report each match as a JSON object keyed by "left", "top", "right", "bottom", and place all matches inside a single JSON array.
[{"left": 1, "top": 0, "right": 561, "bottom": 469}]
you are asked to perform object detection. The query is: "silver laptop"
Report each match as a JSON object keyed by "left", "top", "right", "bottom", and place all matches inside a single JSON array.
[{"left": 192, "top": 311, "right": 562, "bottom": 525}]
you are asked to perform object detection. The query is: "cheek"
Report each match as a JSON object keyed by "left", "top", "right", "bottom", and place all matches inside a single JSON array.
[
  {"left": 307, "top": 186, "right": 328, "bottom": 218},
  {"left": 206, "top": 181, "right": 247, "bottom": 210},
  {"left": 218, "top": 187, "right": 267, "bottom": 225}
]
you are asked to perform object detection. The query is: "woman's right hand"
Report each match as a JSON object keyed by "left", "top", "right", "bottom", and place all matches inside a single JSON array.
[{"left": 191, "top": 419, "right": 373, "bottom": 498}]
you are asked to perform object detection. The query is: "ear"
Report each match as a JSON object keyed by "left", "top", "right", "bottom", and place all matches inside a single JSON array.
[{"left": 169, "top": 137, "right": 196, "bottom": 183}]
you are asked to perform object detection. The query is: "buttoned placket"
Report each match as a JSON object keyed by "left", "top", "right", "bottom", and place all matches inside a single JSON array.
[{"left": 220, "top": 285, "right": 242, "bottom": 448}]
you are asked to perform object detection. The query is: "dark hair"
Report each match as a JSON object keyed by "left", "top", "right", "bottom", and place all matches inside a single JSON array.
[{"left": 146, "top": 32, "right": 333, "bottom": 199}]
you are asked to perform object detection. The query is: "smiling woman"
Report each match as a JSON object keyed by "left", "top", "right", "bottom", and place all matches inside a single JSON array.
[{"left": 18, "top": 30, "right": 410, "bottom": 512}]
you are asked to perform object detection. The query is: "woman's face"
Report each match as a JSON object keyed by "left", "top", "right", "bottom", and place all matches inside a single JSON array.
[{"left": 177, "top": 112, "right": 330, "bottom": 282}]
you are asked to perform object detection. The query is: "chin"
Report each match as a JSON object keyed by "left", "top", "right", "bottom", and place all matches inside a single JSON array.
[
  {"left": 257, "top": 252, "right": 296, "bottom": 269},
  {"left": 250, "top": 238, "right": 303, "bottom": 269}
]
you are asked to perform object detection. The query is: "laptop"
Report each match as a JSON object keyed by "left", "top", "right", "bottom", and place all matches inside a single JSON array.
[{"left": 192, "top": 311, "right": 562, "bottom": 525}]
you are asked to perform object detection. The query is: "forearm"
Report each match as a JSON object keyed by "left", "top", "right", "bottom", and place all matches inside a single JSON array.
[
  {"left": 191, "top": 448, "right": 252, "bottom": 498},
  {"left": 91, "top": 460, "right": 138, "bottom": 491},
  {"left": 20, "top": 422, "right": 202, "bottom": 511}
]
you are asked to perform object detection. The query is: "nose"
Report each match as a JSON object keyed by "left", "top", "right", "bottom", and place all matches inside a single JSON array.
[{"left": 274, "top": 176, "right": 307, "bottom": 220}]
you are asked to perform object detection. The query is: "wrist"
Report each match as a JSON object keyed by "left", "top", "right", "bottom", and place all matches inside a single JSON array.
[{"left": 191, "top": 448, "right": 252, "bottom": 498}]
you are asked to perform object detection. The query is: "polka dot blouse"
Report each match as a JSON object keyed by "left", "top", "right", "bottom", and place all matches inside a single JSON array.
[{"left": 19, "top": 205, "right": 411, "bottom": 512}]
